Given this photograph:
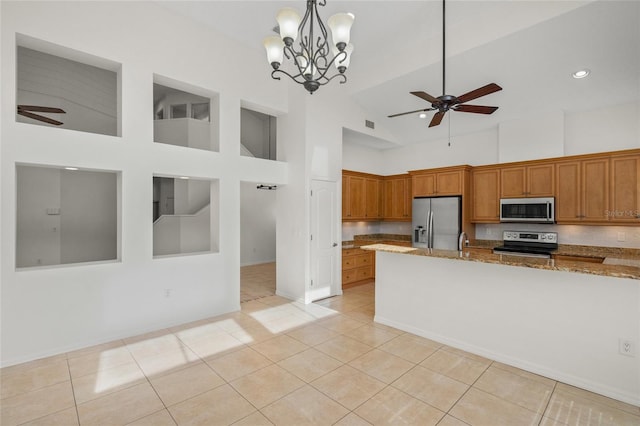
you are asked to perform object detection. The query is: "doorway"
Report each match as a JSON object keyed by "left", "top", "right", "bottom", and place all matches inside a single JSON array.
[
  {"left": 240, "top": 181, "right": 277, "bottom": 302},
  {"left": 310, "top": 180, "right": 339, "bottom": 301}
]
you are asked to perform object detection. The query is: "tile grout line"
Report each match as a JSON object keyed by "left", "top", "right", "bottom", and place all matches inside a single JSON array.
[
  {"left": 537, "top": 380, "right": 559, "bottom": 426},
  {"left": 65, "top": 357, "right": 82, "bottom": 425}
]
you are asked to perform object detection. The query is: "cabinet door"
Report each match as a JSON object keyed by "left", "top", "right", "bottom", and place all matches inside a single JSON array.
[
  {"left": 582, "top": 158, "right": 609, "bottom": 222},
  {"left": 436, "top": 171, "right": 463, "bottom": 195},
  {"left": 500, "top": 167, "right": 526, "bottom": 198},
  {"left": 342, "top": 176, "right": 349, "bottom": 218},
  {"left": 365, "top": 178, "right": 381, "bottom": 219},
  {"left": 527, "top": 164, "right": 554, "bottom": 197},
  {"left": 391, "top": 178, "right": 406, "bottom": 219},
  {"left": 610, "top": 155, "right": 640, "bottom": 223},
  {"left": 556, "top": 161, "right": 581, "bottom": 222},
  {"left": 403, "top": 176, "right": 412, "bottom": 219},
  {"left": 471, "top": 169, "right": 500, "bottom": 222},
  {"left": 382, "top": 179, "right": 394, "bottom": 218},
  {"left": 413, "top": 174, "right": 436, "bottom": 197},
  {"left": 348, "top": 176, "right": 366, "bottom": 219}
]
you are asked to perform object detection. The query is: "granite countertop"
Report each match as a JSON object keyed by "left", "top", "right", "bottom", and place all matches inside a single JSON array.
[
  {"left": 360, "top": 243, "right": 640, "bottom": 281},
  {"left": 465, "top": 240, "right": 640, "bottom": 263},
  {"left": 343, "top": 234, "right": 412, "bottom": 249}
]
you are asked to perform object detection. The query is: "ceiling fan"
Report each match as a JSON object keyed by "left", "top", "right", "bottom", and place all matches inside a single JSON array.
[
  {"left": 388, "top": 0, "right": 502, "bottom": 127},
  {"left": 17, "top": 105, "right": 66, "bottom": 126}
]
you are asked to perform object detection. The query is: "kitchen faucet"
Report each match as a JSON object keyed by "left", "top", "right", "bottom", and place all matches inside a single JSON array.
[{"left": 458, "top": 231, "right": 469, "bottom": 251}]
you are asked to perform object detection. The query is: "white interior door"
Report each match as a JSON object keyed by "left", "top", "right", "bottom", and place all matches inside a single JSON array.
[{"left": 310, "top": 180, "right": 338, "bottom": 302}]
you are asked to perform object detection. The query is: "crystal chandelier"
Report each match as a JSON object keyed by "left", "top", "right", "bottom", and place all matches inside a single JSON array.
[{"left": 263, "top": 0, "right": 355, "bottom": 94}]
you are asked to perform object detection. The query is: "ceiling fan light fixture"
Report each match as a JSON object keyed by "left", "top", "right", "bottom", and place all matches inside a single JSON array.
[
  {"left": 572, "top": 69, "right": 590, "bottom": 79},
  {"left": 386, "top": 0, "right": 501, "bottom": 126}
]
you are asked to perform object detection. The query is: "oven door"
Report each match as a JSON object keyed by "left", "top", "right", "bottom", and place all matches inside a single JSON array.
[{"left": 493, "top": 249, "right": 551, "bottom": 259}]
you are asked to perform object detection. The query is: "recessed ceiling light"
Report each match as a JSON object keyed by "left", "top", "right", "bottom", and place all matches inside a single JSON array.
[
  {"left": 419, "top": 113, "right": 427, "bottom": 119},
  {"left": 572, "top": 69, "right": 590, "bottom": 79},
  {"left": 179, "top": 176, "right": 189, "bottom": 180},
  {"left": 64, "top": 167, "right": 78, "bottom": 171}
]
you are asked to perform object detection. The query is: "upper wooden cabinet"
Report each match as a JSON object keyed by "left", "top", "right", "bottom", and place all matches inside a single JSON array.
[
  {"left": 365, "top": 178, "right": 382, "bottom": 219},
  {"left": 342, "top": 170, "right": 381, "bottom": 221},
  {"left": 411, "top": 166, "right": 467, "bottom": 197},
  {"left": 555, "top": 158, "right": 610, "bottom": 223},
  {"left": 471, "top": 167, "right": 500, "bottom": 223},
  {"left": 500, "top": 164, "right": 554, "bottom": 198},
  {"left": 610, "top": 154, "right": 640, "bottom": 223},
  {"left": 410, "top": 165, "right": 474, "bottom": 238},
  {"left": 382, "top": 174, "right": 412, "bottom": 221},
  {"left": 470, "top": 149, "right": 639, "bottom": 226}
]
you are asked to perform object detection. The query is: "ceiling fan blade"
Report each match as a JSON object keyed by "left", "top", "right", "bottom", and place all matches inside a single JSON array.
[
  {"left": 18, "top": 110, "right": 64, "bottom": 126},
  {"left": 429, "top": 111, "right": 446, "bottom": 127},
  {"left": 388, "top": 107, "right": 436, "bottom": 118},
  {"left": 454, "top": 104, "right": 499, "bottom": 114},
  {"left": 17, "top": 105, "right": 66, "bottom": 114},
  {"left": 411, "top": 91, "right": 441, "bottom": 104},
  {"left": 455, "top": 83, "right": 502, "bottom": 104}
]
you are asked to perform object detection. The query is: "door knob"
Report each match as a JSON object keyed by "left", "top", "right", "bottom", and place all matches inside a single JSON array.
[{"left": 333, "top": 243, "right": 338, "bottom": 247}]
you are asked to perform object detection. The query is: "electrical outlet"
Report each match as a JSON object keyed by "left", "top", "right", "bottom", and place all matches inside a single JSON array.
[
  {"left": 617, "top": 232, "right": 626, "bottom": 242},
  {"left": 619, "top": 338, "right": 636, "bottom": 357},
  {"left": 164, "top": 289, "right": 173, "bottom": 298}
]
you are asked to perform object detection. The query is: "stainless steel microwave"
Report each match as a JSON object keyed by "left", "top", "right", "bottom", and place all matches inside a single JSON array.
[{"left": 499, "top": 197, "right": 555, "bottom": 223}]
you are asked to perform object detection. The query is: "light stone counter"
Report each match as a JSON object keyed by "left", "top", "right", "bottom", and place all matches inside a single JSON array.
[{"left": 361, "top": 243, "right": 640, "bottom": 280}]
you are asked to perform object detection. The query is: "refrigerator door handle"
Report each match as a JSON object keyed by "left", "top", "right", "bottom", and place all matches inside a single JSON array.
[{"left": 428, "top": 211, "right": 434, "bottom": 248}]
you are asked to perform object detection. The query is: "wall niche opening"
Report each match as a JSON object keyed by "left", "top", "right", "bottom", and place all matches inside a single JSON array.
[
  {"left": 16, "top": 34, "right": 121, "bottom": 136},
  {"left": 153, "top": 176, "right": 219, "bottom": 257},
  {"left": 153, "top": 76, "right": 219, "bottom": 152},
  {"left": 16, "top": 165, "right": 120, "bottom": 269},
  {"left": 240, "top": 108, "right": 277, "bottom": 160}
]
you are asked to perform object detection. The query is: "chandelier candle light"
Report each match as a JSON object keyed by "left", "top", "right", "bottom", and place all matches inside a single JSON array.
[{"left": 263, "top": 0, "right": 355, "bottom": 94}]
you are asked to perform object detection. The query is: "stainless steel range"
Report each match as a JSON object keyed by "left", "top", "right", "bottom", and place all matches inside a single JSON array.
[{"left": 493, "top": 231, "right": 558, "bottom": 258}]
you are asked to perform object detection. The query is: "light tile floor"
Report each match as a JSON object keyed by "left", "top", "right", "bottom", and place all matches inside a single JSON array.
[
  {"left": 2, "top": 280, "right": 639, "bottom": 425},
  {"left": 240, "top": 263, "right": 276, "bottom": 303}
]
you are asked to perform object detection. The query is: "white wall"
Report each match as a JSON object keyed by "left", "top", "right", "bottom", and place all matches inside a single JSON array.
[
  {"left": 498, "top": 110, "right": 565, "bottom": 162},
  {"left": 240, "top": 182, "right": 276, "bottom": 266},
  {"left": 1, "top": 1, "right": 288, "bottom": 366},
  {"left": 276, "top": 81, "right": 346, "bottom": 303},
  {"left": 343, "top": 102, "right": 640, "bottom": 176},
  {"left": 565, "top": 102, "right": 640, "bottom": 156},
  {"left": 341, "top": 140, "right": 385, "bottom": 175},
  {"left": 381, "top": 128, "right": 500, "bottom": 174},
  {"left": 375, "top": 251, "right": 640, "bottom": 406}
]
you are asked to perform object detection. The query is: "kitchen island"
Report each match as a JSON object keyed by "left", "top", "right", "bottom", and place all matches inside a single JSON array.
[{"left": 362, "top": 244, "right": 640, "bottom": 406}]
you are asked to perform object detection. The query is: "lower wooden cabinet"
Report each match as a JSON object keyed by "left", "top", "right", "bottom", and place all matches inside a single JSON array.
[{"left": 342, "top": 248, "right": 375, "bottom": 287}]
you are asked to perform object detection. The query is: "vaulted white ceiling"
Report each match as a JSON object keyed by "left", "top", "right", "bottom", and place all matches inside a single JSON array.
[{"left": 161, "top": 1, "right": 639, "bottom": 148}]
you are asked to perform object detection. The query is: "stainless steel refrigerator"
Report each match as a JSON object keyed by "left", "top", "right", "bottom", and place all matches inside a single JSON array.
[{"left": 412, "top": 196, "right": 461, "bottom": 250}]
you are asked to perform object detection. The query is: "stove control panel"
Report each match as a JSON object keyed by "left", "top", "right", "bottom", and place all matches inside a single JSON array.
[{"left": 503, "top": 231, "right": 557, "bottom": 244}]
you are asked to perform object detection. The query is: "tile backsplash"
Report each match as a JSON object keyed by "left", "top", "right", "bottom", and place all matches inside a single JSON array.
[
  {"left": 343, "top": 221, "right": 640, "bottom": 249},
  {"left": 476, "top": 223, "right": 640, "bottom": 249},
  {"left": 342, "top": 222, "right": 412, "bottom": 241}
]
